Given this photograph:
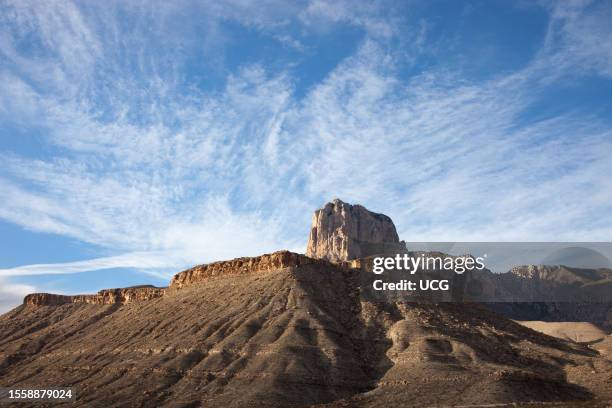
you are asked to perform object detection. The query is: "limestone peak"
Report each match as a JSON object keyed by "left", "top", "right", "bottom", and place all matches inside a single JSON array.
[{"left": 306, "top": 199, "right": 407, "bottom": 262}]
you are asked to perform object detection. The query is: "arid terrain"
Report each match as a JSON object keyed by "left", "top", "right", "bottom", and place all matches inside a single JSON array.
[
  {"left": 516, "top": 321, "right": 607, "bottom": 343},
  {"left": 1, "top": 200, "right": 610, "bottom": 407}
]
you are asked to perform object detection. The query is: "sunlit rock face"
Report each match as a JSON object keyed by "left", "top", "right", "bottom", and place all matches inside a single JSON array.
[
  {"left": 24, "top": 286, "right": 166, "bottom": 306},
  {"left": 306, "top": 199, "right": 407, "bottom": 263},
  {"left": 169, "top": 250, "right": 325, "bottom": 289}
]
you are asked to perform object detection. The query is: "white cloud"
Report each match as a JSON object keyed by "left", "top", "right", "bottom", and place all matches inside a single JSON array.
[
  {"left": 538, "top": 0, "right": 612, "bottom": 78},
  {"left": 300, "top": 0, "right": 399, "bottom": 39},
  {"left": 0, "top": 278, "right": 36, "bottom": 313},
  {"left": 0, "top": 253, "right": 174, "bottom": 278}
]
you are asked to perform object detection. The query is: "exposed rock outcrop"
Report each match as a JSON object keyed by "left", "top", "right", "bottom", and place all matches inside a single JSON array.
[
  {"left": 23, "top": 252, "right": 330, "bottom": 305},
  {"left": 306, "top": 199, "right": 407, "bottom": 262},
  {"left": 24, "top": 293, "right": 76, "bottom": 306},
  {"left": 24, "top": 286, "right": 166, "bottom": 306},
  {"left": 170, "top": 250, "right": 326, "bottom": 289}
]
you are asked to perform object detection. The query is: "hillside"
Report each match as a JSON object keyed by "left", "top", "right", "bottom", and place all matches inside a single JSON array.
[{"left": 1, "top": 251, "right": 611, "bottom": 407}]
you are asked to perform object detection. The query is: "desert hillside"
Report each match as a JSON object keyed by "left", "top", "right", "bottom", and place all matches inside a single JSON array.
[
  {"left": 2, "top": 251, "right": 611, "bottom": 407},
  {"left": 516, "top": 321, "right": 607, "bottom": 343}
]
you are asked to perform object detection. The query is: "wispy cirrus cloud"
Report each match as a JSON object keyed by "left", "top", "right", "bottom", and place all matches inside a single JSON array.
[
  {"left": 540, "top": 0, "right": 612, "bottom": 78},
  {"left": 0, "top": 253, "right": 175, "bottom": 278}
]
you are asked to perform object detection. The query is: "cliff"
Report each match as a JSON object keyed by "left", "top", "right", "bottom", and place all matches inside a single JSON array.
[
  {"left": 169, "top": 250, "right": 326, "bottom": 289},
  {"left": 306, "top": 199, "right": 407, "bottom": 262},
  {"left": 22, "top": 252, "right": 330, "bottom": 306},
  {"left": 24, "top": 286, "right": 166, "bottom": 306}
]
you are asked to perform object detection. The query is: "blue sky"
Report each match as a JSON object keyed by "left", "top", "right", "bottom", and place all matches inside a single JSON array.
[{"left": 1, "top": 0, "right": 611, "bottom": 311}]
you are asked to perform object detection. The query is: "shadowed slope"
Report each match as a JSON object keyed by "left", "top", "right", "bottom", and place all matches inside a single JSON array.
[{"left": 0, "top": 254, "right": 374, "bottom": 407}]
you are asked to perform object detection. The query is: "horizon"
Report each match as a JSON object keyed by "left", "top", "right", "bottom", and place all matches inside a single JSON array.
[{"left": 1, "top": 0, "right": 612, "bottom": 312}]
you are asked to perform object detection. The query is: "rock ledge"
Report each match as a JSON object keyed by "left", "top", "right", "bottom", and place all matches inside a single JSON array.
[
  {"left": 170, "top": 250, "right": 325, "bottom": 289},
  {"left": 24, "top": 286, "right": 166, "bottom": 306}
]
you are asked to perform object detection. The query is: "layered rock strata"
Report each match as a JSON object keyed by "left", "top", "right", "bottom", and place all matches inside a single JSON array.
[
  {"left": 170, "top": 250, "right": 327, "bottom": 289},
  {"left": 24, "top": 286, "right": 166, "bottom": 306},
  {"left": 306, "top": 199, "right": 407, "bottom": 262},
  {"left": 24, "top": 251, "right": 329, "bottom": 306}
]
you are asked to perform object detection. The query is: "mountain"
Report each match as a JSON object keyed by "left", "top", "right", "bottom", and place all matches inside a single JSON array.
[
  {"left": 1, "top": 200, "right": 611, "bottom": 407},
  {"left": 486, "top": 265, "right": 612, "bottom": 330},
  {"left": 510, "top": 264, "right": 612, "bottom": 284},
  {"left": 306, "top": 199, "right": 407, "bottom": 262}
]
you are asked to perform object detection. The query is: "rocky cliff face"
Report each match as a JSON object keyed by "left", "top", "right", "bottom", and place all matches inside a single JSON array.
[
  {"left": 23, "top": 252, "right": 328, "bottom": 306},
  {"left": 24, "top": 286, "right": 166, "bottom": 306},
  {"left": 306, "top": 199, "right": 407, "bottom": 262},
  {"left": 170, "top": 250, "right": 326, "bottom": 289}
]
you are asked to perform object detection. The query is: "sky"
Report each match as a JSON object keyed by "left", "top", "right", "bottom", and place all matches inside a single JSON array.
[{"left": 0, "top": 0, "right": 611, "bottom": 311}]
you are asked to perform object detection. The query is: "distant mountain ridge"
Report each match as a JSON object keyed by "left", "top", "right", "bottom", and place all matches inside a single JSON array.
[{"left": 511, "top": 264, "right": 612, "bottom": 283}]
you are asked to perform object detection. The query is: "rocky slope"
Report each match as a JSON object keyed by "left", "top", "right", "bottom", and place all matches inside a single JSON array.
[
  {"left": 1, "top": 251, "right": 611, "bottom": 407},
  {"left": 306, "top": 199, "right": 407, "bottom": 262}
]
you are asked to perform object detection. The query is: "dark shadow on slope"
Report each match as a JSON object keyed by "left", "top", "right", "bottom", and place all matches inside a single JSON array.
[{"left": 289, "top": 264, "right": 395, "bottom": 403}]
